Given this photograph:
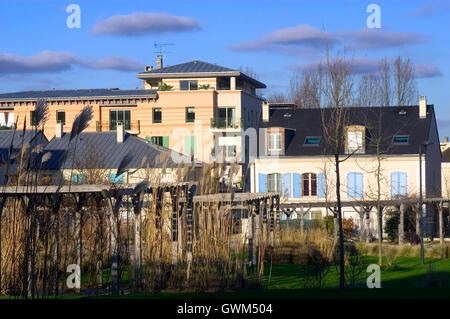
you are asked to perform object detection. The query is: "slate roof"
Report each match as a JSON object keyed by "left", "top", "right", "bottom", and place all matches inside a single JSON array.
[
  {"left": 137, "top": 60, "right": 266, "bottom": 88},
  {"left": 259, "top": 105, "right": 435, "bottom": 156},
  {"left": 41, "top": 132, "right": 202, "bottom": 170},
  {"left": 443, "top": 148, "right": 450, "bottom": 163},
  {"left": 142, "top": 60, "right": 235, "bottom": 74},
  {"left": 0, "top": 88, "right": 157, "bottom": 101},
  {"left": 0, "top": 130, "right": 48, "bottom": 165}
]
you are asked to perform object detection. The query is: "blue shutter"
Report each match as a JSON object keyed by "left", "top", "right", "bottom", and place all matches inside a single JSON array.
[
  {"left": 356, "top": 173, "right": 363, "bottom": 198},
  {"left": 283, "top": 173, "right": 291, "bottom": 198},
  {"left": 400, "top": 172, "right": 407, "bottom": 196},
  {"left": 259, "top": 173, "right": 267, "bottom": 192},
  {"left": 347, "top": 173, "right": 355, "bottom": 198},
  {"left": 293, "top": 173, "right": 301, "bottom": 198},
  {"left": 348, "top": 172, "right": 363, "bottom": 199},
  {"left": 318, "top": 173, "right": 326, "bottom": 198},
  {"left": 391, "top": 172, "right": 399, "bottom": 197}
]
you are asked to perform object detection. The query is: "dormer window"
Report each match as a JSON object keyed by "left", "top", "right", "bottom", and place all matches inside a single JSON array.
[
  {"left": 268, "top": 132, "right": 282, "bottom": 151},
  {"left": 345, "top": 126, "right": 365, "bottom": 154},
  {"left": 393, "top": 135, "right": 409, "bottom": 144}
]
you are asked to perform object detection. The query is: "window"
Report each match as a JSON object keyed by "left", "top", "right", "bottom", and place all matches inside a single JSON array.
[
  {"left": 180, "top": 80, "right": 198, "bottom": 91},
  {"left": 393, "top": 135, "right": 409, "bottom": 144},
  {"left": 56, "top": 110, "right": 66, "bottom": 125},
  {"left": 109, "top": 173, "right": 124, "bottom": 184},
  {"left": 310, "top": 211, "right": 322, "bottom": 220},
  {"left": 217, "top": 77, "right": 230, "bottom": 90},
  {"left": 146, "top": 136, "right": 169, "bottom": 148},
  {"left": 346, "top": 126, "right": 365, "bottom": 154},
  {"left": 302, "top": 173, "right": 317, "bottom": 196},
  {"left": 109, "top": 110, "right": 131, "bottom": 130},
  {"left": 268, "top": 173, "right": 282, "bottom": 192},
  {"left": 268, "top": 132, "right": 282, "bottom": 151},
  {"left": 30, "top": 111, "right": 37, "bottom": 126},
  {"left": 152, "top": 107, "right": 162, "bottom": 123},
  {"left": 391, "top": 172, "right": 407, "bottom": 197},
  {"left": 186, "top": 107, "right": 195, "bottom": 123},
  {"left": 304, "top": 136, "right": 321, "bottom": 146},
  {"left": 347, "top": 172, "right": 364, "bottom": 198},
  {"left": 217, "top": 107, "right": 235, "bottom": 128}
]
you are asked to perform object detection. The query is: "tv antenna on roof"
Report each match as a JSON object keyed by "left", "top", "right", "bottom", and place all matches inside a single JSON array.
[{"left": 153, "top": 42, "right": 175, "bottom": 56}]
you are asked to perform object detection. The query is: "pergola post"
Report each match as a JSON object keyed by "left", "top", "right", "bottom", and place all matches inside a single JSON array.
[
  {"left": 399, "top": 203, "right": 406, "bottom": 245},
  {"left": 171, "top": 189, "right": 178, "bottom": 265},
  {"left": 365, "top": 208, "right": 371, "bottom": 243},
  {"left": 439, "top": 201, "right": 444, "bottom": 245},
  {"left": 262, "top": 198, "right": 268, "bottom": 244},
  {"left": 186, "top": 185, "right": 195, "bottom": 282},
  {"left": 275, "top": 196, "right": 280, "bottom": 245},
  {"left": 132, "top": 191, "right": 144, "bottom": 289},
  {"left": 254, "top": 202, "right": 261, "bottom": 266},
  {"left": 107, "top": 194, "right": 123, "bottom": 295},
  {"left": 248, "top": 202, "right": 254, "bottom": 264},
  {"left": 415, "top": 203, "right": 421, "bottom": 237},
  {"left": 269, "top": 197, "right": 274, "bottom": 247},
  {"left": 0, "top": 196, "right": 7, "bottom": 295}
]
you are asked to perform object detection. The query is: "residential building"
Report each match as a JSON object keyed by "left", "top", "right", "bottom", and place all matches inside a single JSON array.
[
  {"left": 0, "top": 129, "right": 49, "bottom": 185},
  {"left": 41, "top": 123, "right": 203, "bottom": 184},
  {"left": 442, "top": 148, "right": 450, "bottom": 197},
  {"left": 0, "top": 58, "right": 266, "bottom": 188},
  {"left": 250, "top": 97, "right": 442, "bottom": 237}
]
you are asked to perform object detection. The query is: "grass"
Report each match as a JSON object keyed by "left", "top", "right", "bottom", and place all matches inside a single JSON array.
[{"left": 78, "top": 257, "right": 450, "bottom": 299}]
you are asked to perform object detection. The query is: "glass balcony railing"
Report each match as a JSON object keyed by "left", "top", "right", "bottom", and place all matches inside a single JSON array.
[
  {"left": 96, "top": 120, "right": 140, "bottom": 132},
  {"left": 210, "top": 118, "right": 243, "bottom": 129}
]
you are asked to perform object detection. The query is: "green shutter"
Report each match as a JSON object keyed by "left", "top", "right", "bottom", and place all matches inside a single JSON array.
[{"left": 162, "top": 136, "right": 169, "bottom": 148}]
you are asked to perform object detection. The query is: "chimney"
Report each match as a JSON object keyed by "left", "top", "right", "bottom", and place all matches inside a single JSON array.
[
  {"left": 56, "top": 121, "right": 63, "bottom": 138},
  {"left": 419, "top": 96, "right": 427, "bottom": 119},
  {"left": 145, "top": 65, "right": 153, "bottom": 72},
  {"left": 156, "top": 55, "right": 163, "bottom": 70},
  {"left": 117, "top": 122, "right": 125, "bottom": 144},
  {"left": 262, "top": 101, "right": 269, "bottom": 122},
  {"left": 444, "top": 137, "right": 449, "bottom": 143}
]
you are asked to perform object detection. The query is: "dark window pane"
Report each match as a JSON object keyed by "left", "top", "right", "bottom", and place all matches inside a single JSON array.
[
  {"left": 190, "top": 80, "right": 198, "bottom": 90},
  {"left": 57, "top": 111, "right": 65, "bottom": 125},
  {"left": 303, "top": 174, "right": 310, "bottom": 196},
  {"left": 311, "top": 174, "right": 317, "bottom": 196},
  {"left": 153, "top": 108, "right": 162, "bottom": 123},
  {"left": 151, "top": 136, "right": 163, "bottom": 146},
  {"left": 30, "top": 111, "right": 37, "bottom": 126},
  {"left": 186, "top": 107, "right": 195, "bottom": 123},
  {"left": 180, "top": 81, "right": 189, "bottom": 91}
]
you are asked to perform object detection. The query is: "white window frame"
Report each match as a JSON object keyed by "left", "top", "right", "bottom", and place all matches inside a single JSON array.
[{"left": 268, "top": 132, "right": 282, "bottom": 151}]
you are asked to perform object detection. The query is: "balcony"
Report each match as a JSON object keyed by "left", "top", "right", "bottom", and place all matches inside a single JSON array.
[
  {"left": 96, "top": 120, "right": 140, "bottom": 134},
  {"left": 210, "top": 118, "right": 243, "bottom": 130}
]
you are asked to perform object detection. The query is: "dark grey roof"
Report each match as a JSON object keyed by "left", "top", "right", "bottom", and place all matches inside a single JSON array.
[
  {"left": 137, "top": 60, "right": 266, "bottom": 88},
  {"left": 443, "top": 148, "right": 450, "bottom": 163},
  {"left": 0, "top": 88, "right": 157, "bottom": 101},
  {"left": 260, "top": 105, "right": 435, "bottom": 156},
  {"left": 41, "top": 132, "right": 202, "bottom": 170},
  {"left": 0, "top": 129, "right": 48, "bottom": 165},
  {"left": 141, "top": 60, "right": 235, "bottom": 74}
]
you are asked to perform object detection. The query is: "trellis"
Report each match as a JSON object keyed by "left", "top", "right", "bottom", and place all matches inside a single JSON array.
[{"left": 0, "top": 184, "right": 280, "bottom": 296}]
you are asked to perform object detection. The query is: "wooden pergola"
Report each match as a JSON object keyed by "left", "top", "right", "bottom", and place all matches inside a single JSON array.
[{"left": 0, "top": 184, "right": 280, "bottom": 295}]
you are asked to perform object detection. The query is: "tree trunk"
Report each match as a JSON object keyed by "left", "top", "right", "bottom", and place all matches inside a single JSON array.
[
  {"left": 439, "top": 203, "right": 444, "bottom": 245},
  {"left": 399, "top": 203, "right": 405, "bottom": 245},
  {"left": 335, "top": 154, "right": 345, "bottom": 291},
  {"left": 377, "top": 206, "right": 383, "bottom": 265}
]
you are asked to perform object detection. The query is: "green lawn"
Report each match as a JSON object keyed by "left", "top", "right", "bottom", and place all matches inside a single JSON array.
[
  {"left": 81, "top": 256, "right": 450, "bottom": 299},
  {"left": 2, "top": 257, "right": 449, "bottom": 299}
]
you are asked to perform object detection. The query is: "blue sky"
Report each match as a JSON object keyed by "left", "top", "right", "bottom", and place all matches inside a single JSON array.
[{"left": 1, "top": 0, "right": 450, "bottom": 138}]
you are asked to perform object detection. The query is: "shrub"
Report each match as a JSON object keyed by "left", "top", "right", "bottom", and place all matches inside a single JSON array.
[
  {"left": 323, "top": 216, "right": 334, "bottom": 234},
  {"left": 158, "top": 83, "right": 173, "bottom": 91},
  {"left": 385, "top": 247, "right": 398, "bottom": 268},
  {"left": 342, "top": 217, "right": 356, "bottom": 238},
  {"left": 384, "top": 210, "right": 399, "bottom": 241},
  {"left": 404, "top": 232, "right": 420, "bottom": 245}
]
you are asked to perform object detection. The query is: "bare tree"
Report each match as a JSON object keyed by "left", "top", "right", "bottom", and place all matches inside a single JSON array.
[
  {"left": 289, "top": 66, "right": 323, "bottom": 108},
  {"left": 356, "top": 74, "right": 380, "bottom": 107},
  {"left": 393, "top": 57, "right": 418, "bottom": 106},
  {"left": 378, "top": 58, "right": 391, "bottom": 107},
  {"left": 320, "top": 50, "right": 355, "bottom": 291},
  {"left": 267, "top": 93, "right": 288, "bottom": 103}
]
